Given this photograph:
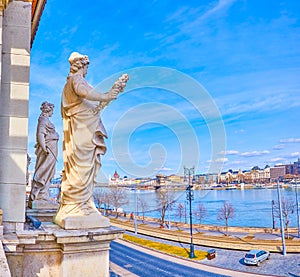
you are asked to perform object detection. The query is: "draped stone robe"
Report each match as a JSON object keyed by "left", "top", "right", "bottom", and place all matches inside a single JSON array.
[
  {"left": 29, "top": 115, "right": 59, "bottom": 202},
  {"left": 58, "top": 73, "right": 107, "bottom": 215}
]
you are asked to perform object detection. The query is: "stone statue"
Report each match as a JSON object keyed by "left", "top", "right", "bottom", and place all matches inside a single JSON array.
[
  {"left": 28, "top": 102, "right": 59, "bottom": 209},
  {"left": 53, "top": 52, "right": 129, "bottom": 229},
  {"left": 26, "top": 154, "right": 31, "bottom": 186}
]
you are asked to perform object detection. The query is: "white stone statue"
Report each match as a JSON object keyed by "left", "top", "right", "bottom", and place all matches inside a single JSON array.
[
  {"left": 53, "top": 52, "right": 129, "bottom": 229},
  {"left": 28, "top": 102, "right": 59, "bottom": 209}
]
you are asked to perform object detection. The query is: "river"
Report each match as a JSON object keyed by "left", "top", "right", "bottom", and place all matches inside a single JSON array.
[
  {"left": 97, "top": 187, "right": 299, "bottom": 228},
  {"left": 51, "top": 186, "right": 299, "bottom": 228}
]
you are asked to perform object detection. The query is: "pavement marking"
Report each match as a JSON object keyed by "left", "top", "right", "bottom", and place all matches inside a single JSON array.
[
  {"left": 110, "top": 262, "right": 138, "bottom": 277},
  {"left": 116, "top": 239, "right": 274, "bottom": 277}
]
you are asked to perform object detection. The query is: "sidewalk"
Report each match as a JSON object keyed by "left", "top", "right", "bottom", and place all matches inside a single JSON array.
[{"left": 109, "top": 216, "right": 300, "bottom": 253}]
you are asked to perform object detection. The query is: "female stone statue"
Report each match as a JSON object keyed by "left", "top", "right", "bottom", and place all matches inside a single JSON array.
[
  {"left": 28, "top": 102, "right": 59, "bottom": 208},
  {"left": 54, "top": 52, "right": 129, "bottom": 229}
]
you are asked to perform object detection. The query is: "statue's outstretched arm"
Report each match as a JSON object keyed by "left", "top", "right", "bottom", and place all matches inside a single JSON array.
[{"left": 73, "top": 77, "right": 118, "bottom": 102}]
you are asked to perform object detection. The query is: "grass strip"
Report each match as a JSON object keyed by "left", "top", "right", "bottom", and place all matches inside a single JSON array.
[{"left": 122, "top": 234, "right": 207, "bottom": 260}]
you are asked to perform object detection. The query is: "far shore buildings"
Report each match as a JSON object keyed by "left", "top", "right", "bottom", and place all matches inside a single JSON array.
[
  {"left": 109, "top": 159, "right": 300, "bottom": 187},
  {"left": 212, "top": 158, "right": 300, "bottom": 185}
]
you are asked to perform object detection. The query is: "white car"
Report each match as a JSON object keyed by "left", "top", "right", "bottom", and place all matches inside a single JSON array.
[{"left": 244, "top": 250, "right": 270, "bottom": 266}]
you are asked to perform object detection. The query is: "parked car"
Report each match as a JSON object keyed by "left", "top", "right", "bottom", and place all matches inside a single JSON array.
[{"left": 244, "top": 250, "right": 270, "bottom": 266}]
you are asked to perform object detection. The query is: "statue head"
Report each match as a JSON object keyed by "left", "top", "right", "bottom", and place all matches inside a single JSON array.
[
  {"left": 40, "top": 101, "right": 54, "bottom": 117},
  {"left": 68, "top": 52, "right": 90, "bottom": 76}
]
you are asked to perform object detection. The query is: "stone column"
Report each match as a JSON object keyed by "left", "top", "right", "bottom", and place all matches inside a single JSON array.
[{"left": 0, "top": 1, "right": 32, "bottom": 233}]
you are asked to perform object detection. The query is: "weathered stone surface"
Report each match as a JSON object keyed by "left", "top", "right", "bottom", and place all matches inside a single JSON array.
[
  {"left": 28, "top": 200, "right": 58, "bottom": 210},
  {"left": 54, "top": 52, "right": 128, "bottom": 229},
  {"left": 54, "top": 212, "right": 110, "bottom": 230},
  {"left": 0, "top": 183, "right": 26, "bottom": 222},
  {"left": 0, "top": 241, "right": 11, "bottom": 277},
  {"left": 28, "top": 102, "right": 59, "bottom": 206},
  {"left": 0, "top": 0, "right": 31, "bottom": 232},
  {"left": 4, "top": 223, "right": 124, "bottom": 277}
]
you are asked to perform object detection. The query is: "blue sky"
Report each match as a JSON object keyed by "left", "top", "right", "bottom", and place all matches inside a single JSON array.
[{"left": 29, "top": 0, "right": 300, "bottom": 181}]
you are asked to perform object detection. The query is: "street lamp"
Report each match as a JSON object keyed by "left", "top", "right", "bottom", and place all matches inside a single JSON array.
[
  {"left": 276, "top": 178, "right": 286, "bottom": 255},
  {"left": 184, "top": 166, "right": 195, "bottom": 259},
  {"left": 295, "top": 178, "right": 300, "bottom": 238},
  {"left": 167, "top": 178, "right": 171, "bottom": 230},
  {"left": 271, "top": 200, "right": 275, "bottom": 229},
  {"left": 134, "top": 182, "right": 138, "bottom": 234}
]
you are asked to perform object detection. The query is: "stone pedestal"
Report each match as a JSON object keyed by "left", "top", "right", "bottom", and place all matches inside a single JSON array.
[
  {"left": 26, "top": 207, "right": 57, "bottom": 222},
  {"left": 54, "top": 212, "right": 110, "bottom": 230},
  {"left": 3, "top": 222, "right": 124, "bottom": 277},
  {"left": 28, "top": 200, "right": 58, "bottom": 210}
]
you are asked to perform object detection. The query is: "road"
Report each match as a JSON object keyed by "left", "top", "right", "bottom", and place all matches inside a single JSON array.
[{"left": 110, "top": 240, "right": 229, "bottom": 277}]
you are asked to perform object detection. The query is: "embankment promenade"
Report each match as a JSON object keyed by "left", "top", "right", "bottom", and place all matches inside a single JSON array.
[{"left": 110, "top": 216, "right": 300, "bottom": 253}]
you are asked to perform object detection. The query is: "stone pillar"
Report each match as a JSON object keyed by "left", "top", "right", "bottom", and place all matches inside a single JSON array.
[
  {"left": 4, "top": 223, "right": 123, "bottom": 277},
  {"left": 0, "top": 1, "right": 32, "bottom": 233}
]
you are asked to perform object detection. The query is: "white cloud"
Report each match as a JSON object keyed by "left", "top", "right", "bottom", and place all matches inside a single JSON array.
[
  {"left": 240, "top": 150, "right": 270, "bottom": 157},
  {"left": 234, "top": 129, "right": 245, "bottom": 134},
  {"left": 288, "top": 152, "right": 300, "bottom": 157},
  {"left": 273, "top": 144, "right": 285, "bottom": 150},
  {"left": 154, "top": 167, "right": 172, "bottom": 171},
  {"left": 219, "top": 150, "right": 239, "bottom": 155},
  {"left": 280, "top": 138, "right": 300, "bottom": 143},
  {"left": 269, "top": 157, "right": 286, "bottom": 163},
  {"left": 215, "top": 157, "right": 228, "bottom": 163},
  {"left": 228, "top": 160, "right": 245, "bottom": 165},
  {"left": 199, "top": 0, "right": 236, "bottom": 21}
]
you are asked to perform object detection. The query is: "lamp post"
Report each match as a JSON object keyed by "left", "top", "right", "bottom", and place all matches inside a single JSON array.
[
  {"left": 134, "top": 182, "right": 138, "bottom": 234},
  {"left": 271, "top": 200, "right": 275, "bottom": 229},
  {"left": 184, "top": 166, "right": 195, "bottom": 259},
  {"left": 276, "top": 178, "right": 286, "bottom": 255},
  {"left": 295, "top": 178, "right": 300, "bottom": 238},
  {"left": 167, "top": 179, "right": 171, "bottom": 230}
]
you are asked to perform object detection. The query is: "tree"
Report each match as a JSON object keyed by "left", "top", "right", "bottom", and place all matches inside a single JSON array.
[
  {"left": 94, "top": 189, "right": 105, "bottom": 209},
  {"left": 194, "top": 203, "right": 207, "bottom": 225},
  {"left": 217, "top": 201, "right": 235, "bottom": 236},
  {"left": 108, "top": 186, "right": 129, "bottom": 218},
  {"left": 93, "top": 189, "right": 111, "bottom": 215},
  {"left": 138, "top": 197, "right": 149, "bottom": 222},
  {"left": 176, "top": 203, "right": 184, "bottom": 223},
  {"left": 273, "top": 197, "right": 295, "bottom": 238},
  {"left": 156, "top": 188, "right": 175, "bottom": 227}
]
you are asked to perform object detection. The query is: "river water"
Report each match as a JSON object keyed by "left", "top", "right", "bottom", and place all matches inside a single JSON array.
[
  {"left": 51, "top": 187, "right": 300, "bottom": 228},
  {"left": 98, "top": 187, "right": 300, "bottom": 228}
]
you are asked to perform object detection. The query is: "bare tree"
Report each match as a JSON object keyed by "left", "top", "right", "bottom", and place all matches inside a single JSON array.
[
  {"left": 274, "top": 197, "right": 295, "bottom": 238},
  {"left": 93, "top": 189, "right": 111, "bottom": 215},
  {"left": 156, "top": 188, "right": 175, "bottom": 227},
  {"left": 138, "top": 197, "right": 149, "bottom": 222},
  {"left": 217, "top": 201, "right": 235, "bottom": 236},
  {"left": 176, "top": 203, "right": 184, "bottom": 223},
  {"left": 194, "top": 202, "right": 207, "bottom": 225},
  {"left": 93, "top": 189, "right": 105, "bottom": 209},
  {"left": 108, "top": 187, "right": 129, "bottom": 218}
]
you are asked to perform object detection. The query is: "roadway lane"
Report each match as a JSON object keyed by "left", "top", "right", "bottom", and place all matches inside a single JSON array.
[{"left": 110, "top": 241, "right": 229, "bottom": 277}]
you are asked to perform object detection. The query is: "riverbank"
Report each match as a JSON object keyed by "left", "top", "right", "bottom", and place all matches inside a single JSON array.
[{"left": 109, "top": 215, "right": 300, "bottom": 253}]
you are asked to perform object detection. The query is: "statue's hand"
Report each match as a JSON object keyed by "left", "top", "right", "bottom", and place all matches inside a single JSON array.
[{"left": 104, "top": 88, "right": 119, "bottom": 101}]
